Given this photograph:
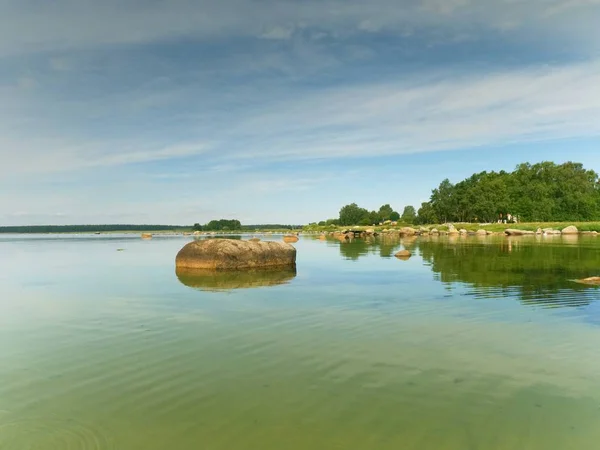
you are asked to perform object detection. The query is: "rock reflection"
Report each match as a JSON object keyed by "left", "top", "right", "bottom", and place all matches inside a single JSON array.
[{"left": 176, "top": 267, "right": 297, "bottom": 291}]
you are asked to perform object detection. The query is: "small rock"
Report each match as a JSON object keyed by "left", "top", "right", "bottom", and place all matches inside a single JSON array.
[
  {"left": 476, "top": 229, "right": 487, "bottom": 236},
  {"left": 395, "top": 249, "right": 412, "bottom": 259}
]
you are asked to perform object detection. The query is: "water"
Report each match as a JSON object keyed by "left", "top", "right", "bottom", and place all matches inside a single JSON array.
[{"left": 1, "top": 233, "right": 600, "bottom": 449}]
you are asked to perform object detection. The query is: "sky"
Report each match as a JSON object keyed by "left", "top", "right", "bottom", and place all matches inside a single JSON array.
[{"left": 1, "top": 0, "right": 599, "bottom": 226}]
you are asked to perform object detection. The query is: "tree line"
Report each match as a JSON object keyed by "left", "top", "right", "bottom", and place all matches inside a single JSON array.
[
  {"left": 0, "top": 224, "right": 187, "bottom": 233},
  {"left": 309, "top": 203, "right": 417, "bottom": 227},
  {"left": 310, "top": 161, "right": 600, "bottom": 226}
]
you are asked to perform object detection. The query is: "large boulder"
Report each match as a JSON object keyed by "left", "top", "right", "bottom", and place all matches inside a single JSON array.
[
  {"left": 283, "top": 235, "right": 299, "bottom": 243},
  {"left": 176, "top": 239, "right": 296, "bottom": 270},
  {"left": 561, "top": 226, "right": 579, "bottom": 235},
  {"left": 476, "top": 229, "right": 487, "bottom": 236}
]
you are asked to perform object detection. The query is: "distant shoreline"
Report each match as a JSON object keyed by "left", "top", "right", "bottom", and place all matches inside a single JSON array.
[
  {"left": 0, "top": 225, "right": 302, "bottom": 234},
  {"left": 3, "top": 221, "right": 600, "bottom": 235}
]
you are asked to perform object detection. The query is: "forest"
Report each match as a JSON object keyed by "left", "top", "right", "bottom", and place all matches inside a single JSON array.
[
  {"left": 422, "top": 161, "right": 600, "bottom": 223},
  {"left": 310, "top": 161, "right": 600, "bottom": 226},
  {"left": 193, "top": 221, "right": 300, "bottom": 231}
]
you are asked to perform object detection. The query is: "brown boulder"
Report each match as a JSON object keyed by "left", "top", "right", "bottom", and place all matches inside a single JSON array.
[
  {"left": 176, "top": 239, "right": 296, "bottom": 270},
  {"left": 283, "top": 235, "right": 299, "bottom": 243},
  {"left": 141, "top": 233, "right": 153, "bottom": 239},
  {"left": 395, "top": 249, "right": 412, "bottom": 259}
]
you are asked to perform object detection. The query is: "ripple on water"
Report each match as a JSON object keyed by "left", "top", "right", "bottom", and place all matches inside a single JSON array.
[{"left": 0, "top": 415, "right": 115, "bottom": 450}]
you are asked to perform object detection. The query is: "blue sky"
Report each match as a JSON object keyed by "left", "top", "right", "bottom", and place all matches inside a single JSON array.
[{"left": 1, "top": 0, "right": 599, "bottom": 225}]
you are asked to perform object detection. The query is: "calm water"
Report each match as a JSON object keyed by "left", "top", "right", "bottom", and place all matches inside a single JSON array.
[{"left": 1, "top": 233, "right": 600, "bottom": 449}]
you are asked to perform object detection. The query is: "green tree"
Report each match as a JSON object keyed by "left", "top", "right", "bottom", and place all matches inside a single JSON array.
[
  {"left": 430, "top": 178, "right": 455, "bottom": 223},
  {"left": 417, "top": 202, "right": 437, "bottom": 224},
  {"left": 204, "top": 219, "right": 242, "bottom": 231},
  {"left": 378, "top": 204, "right": 394, "bottom": 221},
  {"left": 389, "top": 211, "right": 400, "bottom": 221},
  {"left": 401, "top": 205, "right": 417, "bottom": 224},
  {"left": 339, "top": 203, "right": 370, "bottom": 226}
]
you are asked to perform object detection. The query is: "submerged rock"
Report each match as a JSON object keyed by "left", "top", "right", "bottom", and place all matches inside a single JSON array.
[
  {"left": 574, "top": 277, "right": 600, "bottom": 285},
  {"left": 176, "top": 238, "right": 296, "bottom": 270}
]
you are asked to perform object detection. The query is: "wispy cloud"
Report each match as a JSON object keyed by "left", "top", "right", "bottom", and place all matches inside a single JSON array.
[{"left": 212, "top": 60, "right": 600, "bottom": 162}]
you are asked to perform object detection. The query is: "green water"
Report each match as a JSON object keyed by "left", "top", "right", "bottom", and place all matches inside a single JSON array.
[{"left": 1, "top": 233, "right": 600, "bottom": 449}]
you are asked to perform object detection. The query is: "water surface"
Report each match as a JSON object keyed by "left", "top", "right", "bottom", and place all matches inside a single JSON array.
[{"left": 1, "top": 233, "right": 599, "bottom": 449}]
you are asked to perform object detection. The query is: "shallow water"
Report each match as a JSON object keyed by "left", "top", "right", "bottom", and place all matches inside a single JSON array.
[{"left": 1, "top": 233, "right": 600, "bottom": 449}]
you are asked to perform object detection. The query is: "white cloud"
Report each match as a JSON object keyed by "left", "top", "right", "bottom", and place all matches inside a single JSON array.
[
  {"left": 16, "top": 76, "right": 38, "bottom": 90},
  {"left": 49, "top": 57, "right": 71, "bottom": 71},
  {"left": 260, "top": 25, "right": 294, "bottom": 40}
]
